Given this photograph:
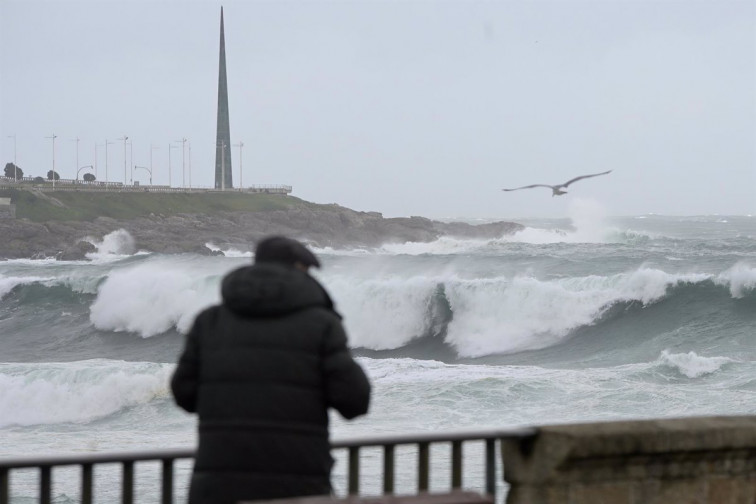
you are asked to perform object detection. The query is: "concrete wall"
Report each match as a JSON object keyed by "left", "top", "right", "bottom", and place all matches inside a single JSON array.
[
  {"left": 502, "top": 416, "right": 756, "bottom": 504},
  {"left": 0, "top": 198, "right": 15, "bottom": 218}
]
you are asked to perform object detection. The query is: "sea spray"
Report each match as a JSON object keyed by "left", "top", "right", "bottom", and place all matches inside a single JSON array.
[{"left": 84, "top": 229, "right": 136, "bottom": 256}]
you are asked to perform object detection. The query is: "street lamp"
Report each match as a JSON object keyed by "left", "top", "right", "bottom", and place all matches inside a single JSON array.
[
  {"left": 46, "top": 134, "right": 57, "bottom": 189},
  {"left": 134, "top": 165, "right": 152, "bottom": 185},
  {"left": 77, "top": 165, "right": 94, "bottom": 183},
  {"left": 117, "top": 135, "right": 128, "bottom": 185},
  {"left": 175, "top": 138, "right": 187, "bottom": 188},
  {"left": 6, "top": 135, "right": 16, "bottom": 181},
  {"left": 233, "top": 141, "right": 244, "bottom": 190},
  {"left": 104, "top": 139, "right": 113, "bottom": 188},
  {"left": 71, "top": 137, "right": 80, "bottom": 181},
  {"left": 128, "top": 141, "right": 133, "bottom": 184}
]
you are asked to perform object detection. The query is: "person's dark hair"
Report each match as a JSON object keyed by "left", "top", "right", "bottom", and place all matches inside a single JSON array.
[{"left": 254, "top": 236, "right": 321, "bottom": 268}]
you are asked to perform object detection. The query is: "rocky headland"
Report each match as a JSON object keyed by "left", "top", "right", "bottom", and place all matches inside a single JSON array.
[{"left": 0, "top": 201, "right": 524, "bottom": 260}]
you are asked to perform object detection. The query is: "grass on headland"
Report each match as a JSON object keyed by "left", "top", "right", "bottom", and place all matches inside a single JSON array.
[{"left": 0, "top": 188, "right": 308, "bottom": 222}]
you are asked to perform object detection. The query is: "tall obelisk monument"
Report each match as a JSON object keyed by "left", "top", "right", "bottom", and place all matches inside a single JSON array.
[{"left": 215, "top": 6, "right": 233, "bottom": 189}]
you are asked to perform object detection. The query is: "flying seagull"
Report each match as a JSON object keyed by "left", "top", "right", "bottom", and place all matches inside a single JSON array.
[{"left": 502, "top": 170, "right": 612, "bottom": 196}]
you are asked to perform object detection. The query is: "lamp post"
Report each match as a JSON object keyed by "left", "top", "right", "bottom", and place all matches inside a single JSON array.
[
  {"left": 175, "top": 137, "right": 187, "bottom": 189},
  {"left": 128, "top": 141, "right": 133, "bottom": 184},
  {"left": 134, "top": 165, "right": 152, "bottom": 185},
  {"left": 71, "top": 137, "right": 80, "bottom": 181},
  {"left": 117, "top": 135, "right": 128, "bottom": 185},
  {"left": 7, "top": 135, "right": 16, "bottom": 181},
  {"left": 233, "top": 141, "right": 244, "bottom": 190},
  {"left": 104, "top": 139, "right": 113, "bottom": 188},
  {"left": 188, "top": 142, "right": 192, "bottom": 189},
  {"left": 77, "top": 165, "right": 93, "bottom": 183},
  {"left": 46, "top": 134, "right": 57, "bottom": 189}
]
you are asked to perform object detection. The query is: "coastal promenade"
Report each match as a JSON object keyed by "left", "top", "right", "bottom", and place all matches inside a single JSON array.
[
  {"left": 1, "top": 415, "right": 754, "bottom": 504},
  {"left": 0, "top": 176, "right": 292, "bottom": 195}
]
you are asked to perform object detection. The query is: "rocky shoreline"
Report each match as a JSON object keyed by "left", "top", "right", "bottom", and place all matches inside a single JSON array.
[{"left": 0, "top": 203, "right": 524, "bottom": 260}]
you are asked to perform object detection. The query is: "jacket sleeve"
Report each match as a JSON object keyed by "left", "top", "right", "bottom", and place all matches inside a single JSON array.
[
  {"left": 322, "top": 318, "right": 371, "bottom": 420},
  {"left": 170, "top": 308, "right": 210, "bottom": 413}
]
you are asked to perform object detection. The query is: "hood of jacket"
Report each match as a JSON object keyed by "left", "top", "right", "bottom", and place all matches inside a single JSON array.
[{"left": 221, "top": 263, "right": 336, "bottom": 317}]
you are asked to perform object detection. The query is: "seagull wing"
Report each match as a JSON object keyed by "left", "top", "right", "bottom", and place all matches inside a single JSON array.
[
  {"left": 502, "top": 184, "right": 554, "bottom": 192},
  {"left": 562, "top": 170, "right": 612, "bottom": 187}
]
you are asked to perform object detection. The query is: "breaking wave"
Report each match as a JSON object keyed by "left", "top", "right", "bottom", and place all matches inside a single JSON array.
[{"left": 0, "top": 360, "right": 173, "bottom": 428}]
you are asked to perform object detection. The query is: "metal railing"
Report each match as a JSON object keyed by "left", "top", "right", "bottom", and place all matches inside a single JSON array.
[{"left": 0, "top": 428, "right": 535, "bottom": 504}]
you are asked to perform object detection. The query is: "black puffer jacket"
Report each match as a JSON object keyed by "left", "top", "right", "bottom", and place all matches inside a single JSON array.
[{"left": 171, "top": 263, "right": 371, "bottom": 504}]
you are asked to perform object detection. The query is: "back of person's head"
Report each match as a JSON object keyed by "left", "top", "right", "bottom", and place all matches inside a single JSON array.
[{"left": 254, "top": 236, "right": 321, "bottom": 269}]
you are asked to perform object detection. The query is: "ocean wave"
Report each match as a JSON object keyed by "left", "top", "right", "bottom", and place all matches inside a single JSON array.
[
  {"left": 0, "top": 275, "right": 56, "bottom": 300},
  {"left": 337, "top": 267, "right": 716, "bottom": 358},
  {"left": 657, "top": 350, "right": 734, "bottom": 378},
  {"left": 0, "top": 360, "right": 173, "bottom": 428},
  {"left": 715, "top": 262, "right": 756, "bottom": 298}
]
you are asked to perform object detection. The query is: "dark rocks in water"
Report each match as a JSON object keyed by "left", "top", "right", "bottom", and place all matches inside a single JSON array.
[
  {"left": 57, "top": 240, "right": 97, "bottom": 261},
  {"left": 0, "top": 203, "right": 524, "bottom": 260}
]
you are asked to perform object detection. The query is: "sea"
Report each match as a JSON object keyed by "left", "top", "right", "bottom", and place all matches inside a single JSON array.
[{"left": 2, "top": 200, "right": 755, "bottom": 503}]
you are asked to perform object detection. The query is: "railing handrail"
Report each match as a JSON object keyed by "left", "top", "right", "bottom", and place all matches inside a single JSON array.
[
  {"left": 0, "top": 427, "right": 535, "bottom": 469},
  {"left": 331, "top": 427, "right": 537, "bottom": 448}
]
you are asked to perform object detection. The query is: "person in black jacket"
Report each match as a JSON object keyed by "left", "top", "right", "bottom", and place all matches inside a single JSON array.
[{"left": 171, "top": 236, "right": 371, "bottom": 504}]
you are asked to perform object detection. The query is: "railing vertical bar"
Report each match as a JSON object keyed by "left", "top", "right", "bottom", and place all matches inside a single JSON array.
[
  {"left": 485, "top": 438, "right": 496, "bottom": 497},
  {"left": 122, "top": 461, "right": 134, "bottom": 504},
  {"left": 383, "top": 445, "right": 395, "bottom": 494},
  {"left": 348, "top": 447, "right": 360, "bottom": 495},
  {"left": 451, "top": 440, "right": 463, "bottom": 489},
  {"left": 81, "top": 464, "right": 94, "bottom": 504},
  {"left": 162, "top": 459, "right": 174, "bottom": 504},
  {"left": 40, "top": 466, "right": 52, "bottom": 504},
  {"left": 418, "top": 442, "right": 430, "bottom": 492},
  {"left": 1, "top": 468, "right": 8, "bottom": 504}
]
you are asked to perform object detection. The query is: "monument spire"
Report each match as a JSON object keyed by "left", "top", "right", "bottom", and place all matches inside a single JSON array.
[{"left": 215, "top": 6, "right": 233, "bottom": 189}]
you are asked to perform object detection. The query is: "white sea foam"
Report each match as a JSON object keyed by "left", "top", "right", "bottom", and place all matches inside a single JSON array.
[
  {"left": 89, "top": 256, "right": 235, "bottom": 337},
  {"left": 659, "top": 350, "right": 733, "bottom": 378},
  {"left": 716, "top": 262, "right": 756, "bottom": 298},
  {"left": 0, "top": 360, "right": 174, "bottom": 428}
]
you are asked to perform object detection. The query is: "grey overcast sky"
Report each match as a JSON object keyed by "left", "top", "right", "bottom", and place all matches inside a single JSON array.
[{"left": 1, "top": 0, "right": 754, "bottom": 219}]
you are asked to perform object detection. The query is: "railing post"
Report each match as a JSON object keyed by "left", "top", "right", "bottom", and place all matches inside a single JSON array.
[
  {"left": 485, "top": 438, "right": 496, "bottom": 498},
  {"left": 122, "top": 461, "right": 134, "bottom": 504},
  {"left": 348, "top": 447, "right": 360, "bottom": 495},
  {"left": 383, "top": 445, "right": 395, "bottom": 494},
  {"left": 1, "top": 468, "right": 8, "bottom": 504},
  {"left": 81, "top": 464, "right": 93, "bottom": 504},
  {"left": 162, "top": 459, "right": 174, "bottom": 504},
  {"left": 451, "top": 440, "right": 463, "bottom": 489},
  {"left": 40, "top": 466, "right": 52, "bottom": 504},
  {"left": 418, "top": 442, "right": 430, "bottom": 492}
]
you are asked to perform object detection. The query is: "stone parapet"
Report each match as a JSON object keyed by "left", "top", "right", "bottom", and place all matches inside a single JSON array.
[{"left": 502, "top": 415, "right": 756, "bottom": 504}]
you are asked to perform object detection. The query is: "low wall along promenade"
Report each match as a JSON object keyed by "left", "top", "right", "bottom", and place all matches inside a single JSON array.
[{"left": 502, "top": 415, "right": 756, "bottom": 504}]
